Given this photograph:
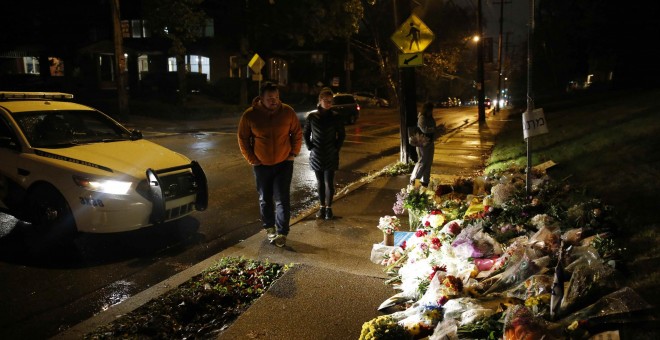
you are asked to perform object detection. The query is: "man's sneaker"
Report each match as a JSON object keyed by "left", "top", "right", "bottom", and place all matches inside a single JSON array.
[
  {"left": 266, "top": 227, "right": 277, "bottom": 241},
  {"left": 325, "top": 207, "right": 333, "bottom": 220},
  {"left": 316, "top": 207, "right": 326, "bottom": 219},
  {"left": 273, "top": 234, "right": 286, "bottom": 248}
]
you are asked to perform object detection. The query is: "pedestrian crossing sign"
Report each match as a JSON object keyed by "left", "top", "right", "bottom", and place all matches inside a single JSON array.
[{"left": 391, "top": 14, "right": 434, "bottom": 54}]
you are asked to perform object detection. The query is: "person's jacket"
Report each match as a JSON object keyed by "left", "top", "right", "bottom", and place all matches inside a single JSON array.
[
  {"left": 417, "top": 113, "right": 437, "bottom": 141},
  {"left": 238, "top": 96, "right": 302, "bottom": 166},
  {"left": 303, "top": 106, "right": 346, "bottom": 171}
]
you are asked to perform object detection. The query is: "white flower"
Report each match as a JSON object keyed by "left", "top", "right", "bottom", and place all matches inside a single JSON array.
[{"left": 378, "top": 215, "right": 401, "bottom": 234}]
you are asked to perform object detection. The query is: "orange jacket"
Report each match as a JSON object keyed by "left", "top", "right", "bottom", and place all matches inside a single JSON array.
[{"left": 237, "top": 97, "right": 302, "bottom": 166}]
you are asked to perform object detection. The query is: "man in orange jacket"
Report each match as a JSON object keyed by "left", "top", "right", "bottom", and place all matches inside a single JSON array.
[{"left": 238, "top": 81, "right": 302, "bottom": 248}]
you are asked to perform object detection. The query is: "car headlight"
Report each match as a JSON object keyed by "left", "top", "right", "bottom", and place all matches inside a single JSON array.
[{"left": 73, "top": 175, "right": 132, "bottom": 195}]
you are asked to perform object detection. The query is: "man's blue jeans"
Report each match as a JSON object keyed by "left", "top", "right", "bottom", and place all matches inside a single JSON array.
[{"left": 253, "top": 160, "right": 294, "bottom": 235}]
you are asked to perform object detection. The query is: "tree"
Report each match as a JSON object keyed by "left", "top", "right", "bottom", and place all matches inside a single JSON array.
[
  {"left": 353, "top": 0, "right": 475, "bottom": 105},
  {"left": 143, "top": 0, "right": 208, "bottom": 104}
]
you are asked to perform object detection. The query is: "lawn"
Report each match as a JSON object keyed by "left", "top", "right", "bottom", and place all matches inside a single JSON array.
[{"left": 486, "top": 88, "right": 660, "bottom": 311}]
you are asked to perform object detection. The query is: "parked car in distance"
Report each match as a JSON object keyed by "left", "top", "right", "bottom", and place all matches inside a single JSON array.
[
  {"left": 332, "top": 93, "right": 361, "bottom": 124},
  {"left": 352, "top": 92, "right": 390, "bottom": 107},
  {"left": 484, "top": 97, "right": 492, "bottom": 109},
  {"left": 0, "top": 91, "right": 208, "bottom": 238}
]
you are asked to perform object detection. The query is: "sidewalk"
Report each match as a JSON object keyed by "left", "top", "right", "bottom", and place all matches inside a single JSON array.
[
  {"left": 56, "top": 108, "right": 512, "bottom": 339},
  {"left": 217, "top": 109, "right": 513, "bottom": 339}
]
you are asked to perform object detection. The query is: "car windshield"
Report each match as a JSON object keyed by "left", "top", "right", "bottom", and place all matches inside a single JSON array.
[
  {"left": 14, "top": 110, "right": 133, "bottom": 148},
  {"left": 333, "top": 96, "right": 355, "bottom": 105}
]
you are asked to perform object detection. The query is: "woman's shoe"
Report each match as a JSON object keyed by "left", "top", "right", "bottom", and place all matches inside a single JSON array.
[
  {"left": 325, "top": 207, "right": 333, "bottom": 220},
  {"left": 316, "top": 207, "right": 326, "bottom": 219}
]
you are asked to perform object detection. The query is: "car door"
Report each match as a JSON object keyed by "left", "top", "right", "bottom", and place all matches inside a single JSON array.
[{"left": 0, "top": 113, "right": 22, "bottom": 209}]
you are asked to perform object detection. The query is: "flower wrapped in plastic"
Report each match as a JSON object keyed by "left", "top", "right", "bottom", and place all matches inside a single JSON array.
[
  {"left": 483, "top": 247, "right": 550, "bottom": 295},
  {"left": 381, "top": 246, "right": 406, "bottom": 267},
  {"left": 439, "top": 219, "right": 462, "bottom": 236},
  {"left": 557, "top": 287, "right": 654, "bottom": 336},
  {"left": 503, "top": 304, "right": 562, "bottom": 340},
  {"left": 503, "top": 274, "right": 554, "bottom": 301},
  {"left": 558, "top": 256, "right": 618, "bottom": 317},
  {"left": 527, "top": 225, "right": 562, "bottom": 257},
  {"left": 443, "top": 296, "right": 520, "bottom": 327},
  {"left": 451, "top": 223, "right": 503, "bottom": 260},
  {"left": 393, "top": 184, "right": 437, "bottom": 215},
  {"left": 491, "top": 182, "right": 517, "bottom": 208},
  {"left": 396, "top": 303, "right": 444, "bottom": 339}
]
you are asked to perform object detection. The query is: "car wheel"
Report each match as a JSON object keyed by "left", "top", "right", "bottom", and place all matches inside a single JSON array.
[
  {"left": 348, "top": 114, "right": 357, "bottom": 125},
  {"left": 25, "top": 183, "right": 76, "bottom": 236}
]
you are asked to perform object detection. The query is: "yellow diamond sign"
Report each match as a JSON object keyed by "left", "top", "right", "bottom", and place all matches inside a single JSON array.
[{"left": 391, "top": 14, "right": 434, "bottom": 54}]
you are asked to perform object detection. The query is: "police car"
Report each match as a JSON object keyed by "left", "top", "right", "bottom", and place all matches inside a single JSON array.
[{"left": 0, "top": 91, "right": 208, "bottom": 235}]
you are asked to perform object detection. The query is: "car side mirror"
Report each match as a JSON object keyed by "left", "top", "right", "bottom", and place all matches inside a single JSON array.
[{"left": 130, "top": 129, "right": 143, "bottom": 140}]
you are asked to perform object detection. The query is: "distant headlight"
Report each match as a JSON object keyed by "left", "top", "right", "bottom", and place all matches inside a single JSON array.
[{"left": 73, "top": 175, "right": 132, "bottom": 195}]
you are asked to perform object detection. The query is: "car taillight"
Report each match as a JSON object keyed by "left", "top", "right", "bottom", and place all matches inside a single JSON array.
[{"left": 356, "top": 104, "right": 361, "bottom": 110}]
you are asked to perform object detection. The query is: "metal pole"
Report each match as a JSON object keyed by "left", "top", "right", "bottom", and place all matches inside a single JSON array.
[
  {"left": 477, "top": 0, "right": 486, "bottom": 123},
  {"left": 495, "top": 0, "right": 504, "bottom": 114},
  {"left": 526, "top": 0, "right": 535, "bottom": 195}
]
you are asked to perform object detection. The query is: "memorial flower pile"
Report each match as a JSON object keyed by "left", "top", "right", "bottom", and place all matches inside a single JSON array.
[{"left": 362, "top": 168, "right": 651, "bottom": 340}]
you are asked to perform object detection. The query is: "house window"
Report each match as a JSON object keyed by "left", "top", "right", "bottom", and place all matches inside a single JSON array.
[
  {"left": 23, "top": 57, "right": 39, "bottom": 74},
  {"left": 122, "top": 20, "right": 150, "bottom": 38},
  {"left": 268, "top": 57, "right": 288, "bottom": 86},
  {"left": 229, "top": 55, "right": 245, "bottom": 79},
  {"left": 131, "top": 20, "right": 143, "bottom": 38},
  {"left": 49, "top": 57, "right": 64, "bottom": 76},
  {"left": 203, "top": 19, "right": 214, "bottom": 37},
  {"left": 137, "top": 55, "right": 149, "bottom": 80},
  {"left": 167, "top": 55, "right": 210, "bottom": 80}
]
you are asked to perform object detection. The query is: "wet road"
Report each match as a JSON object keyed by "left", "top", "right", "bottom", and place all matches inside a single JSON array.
[{"left": 0, "top": 105, "right": 477, "bottom": 339}]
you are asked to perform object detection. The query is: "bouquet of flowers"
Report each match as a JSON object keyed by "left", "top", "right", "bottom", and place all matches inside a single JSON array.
[
  {"left": 393, "top": 184, "right": 437, "bottom": 215},
  {"left": 378, "top": 215, "right": 401, "bottom": 235},
  {"left": 359, "top": 315, "right": 412, "bottom": 340}
]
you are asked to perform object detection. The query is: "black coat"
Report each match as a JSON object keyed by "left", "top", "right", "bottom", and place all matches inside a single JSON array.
[{"left": 303, "top": 106, "right": 346, "bottom": 171}]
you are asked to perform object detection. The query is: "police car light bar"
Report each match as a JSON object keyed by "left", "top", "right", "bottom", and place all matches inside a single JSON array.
[{"left": 0, "top": 91, "right": 74, "bottom": 100}]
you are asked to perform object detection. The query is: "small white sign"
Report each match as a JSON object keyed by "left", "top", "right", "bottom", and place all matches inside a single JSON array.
[{"left": 522, "top": 108, "right": 549, "bottom": 139}]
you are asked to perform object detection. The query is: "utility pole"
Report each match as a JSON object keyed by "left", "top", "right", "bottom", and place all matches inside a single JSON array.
[
  {"left": 110, "top": 0, "right": 129, "bottom": 121},
  {"left": 477, "top": 0, "right": 486, "bottom": 123},
  {"left": 526, "top": 0, "right": 536, "bottom": 195}
]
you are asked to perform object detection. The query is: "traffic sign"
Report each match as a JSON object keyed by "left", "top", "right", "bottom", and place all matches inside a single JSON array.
[
  {"left": 248, "top": 53, "right": 265, "bottom": 73},
  {"left": 398, "top": 52, "right": 423, "bottom": 67},
  {"left": 391, "top": 14, "right": 435, "bottom": 53}
]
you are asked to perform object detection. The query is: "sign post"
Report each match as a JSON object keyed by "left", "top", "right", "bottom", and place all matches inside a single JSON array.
[{"left": 390, "top": 14, "right": 434, "bottom": 163}]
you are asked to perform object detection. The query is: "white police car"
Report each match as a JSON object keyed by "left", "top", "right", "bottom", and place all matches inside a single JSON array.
[{"left": 0, "top": 91, "right": 208, "bottom": 235}]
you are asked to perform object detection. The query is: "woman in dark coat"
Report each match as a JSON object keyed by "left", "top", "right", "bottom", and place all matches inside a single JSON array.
[{"left": 304, "top": 88, "right": 346, "bottom": 220}]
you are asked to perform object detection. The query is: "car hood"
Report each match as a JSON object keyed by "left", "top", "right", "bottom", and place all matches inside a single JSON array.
[{"left": 34, "top": 139, "right": 192, "bottom": 178}]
